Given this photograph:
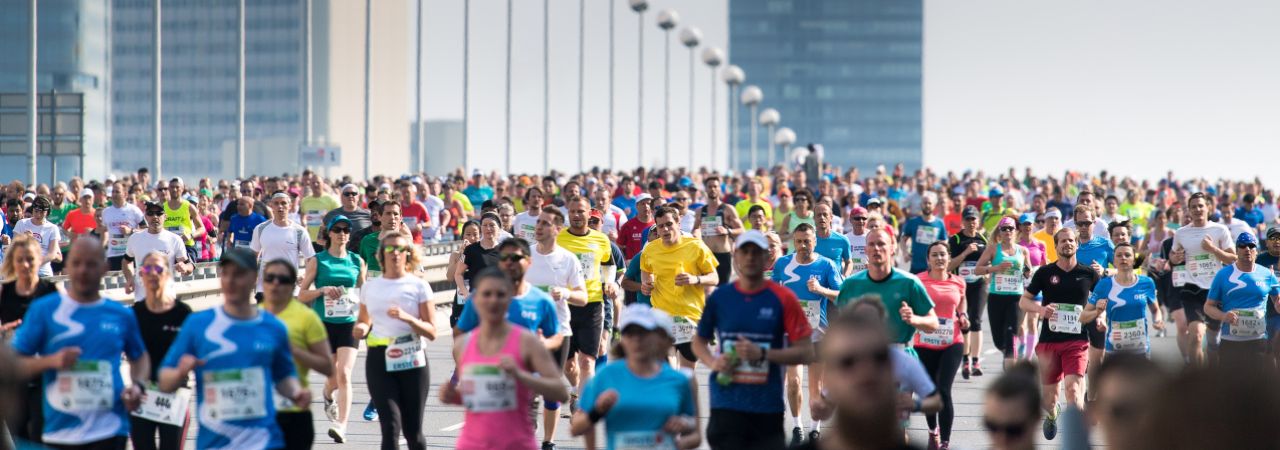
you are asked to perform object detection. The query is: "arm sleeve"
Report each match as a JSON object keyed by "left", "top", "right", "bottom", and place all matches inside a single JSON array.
[
  {"left": 249, "top": 223, "right": 264, "bottom": 252},
  {"left": 1026, "top": 267, "right": 1046, "bottom": 298},
  {"left": 456, "top": 301, "right": 479, "bottom": 333},
  {"left": 696, "top": 244, "right": 718, "bottom": 274},
  {"left": 1207, "top": 269, "right": 1225, "bottom": 301},
  {"left": 826, "top": 261, "right": 844, "bottom": 289},
  {"left": 1089, "top": 280, "right": 1105, "bottom": 306}
]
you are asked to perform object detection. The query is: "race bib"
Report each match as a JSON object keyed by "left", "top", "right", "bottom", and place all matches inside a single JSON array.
[
  {"left": 385, "top": 334, "right": 427, "bottom": 372},
  {"left": 918, "top": 318, "right": 956, "bottom": 347},
  {"left": 701, "top": 216, "right": 723, "bottom": 237},
  {"left": 1231, "top": 308, "right": 1266, "bottom": 338},
  {"left": 1172, "top": 265, "right": 1189, "bottom": 287},
  {"left": 305, "top": 211, "right": 323, "bottom": 228},
  {"left": 50, "top": 360, "right": 114, "bottom": 413},
  {"left": 802, "top": 299, "right": 823, "bottom": 329},
  {"left": 722, "top": 341, "right": 770, "bottom": 385},
  {"left": 460, "top": 364, "right": 518, "bottom": 412},
  {"left": 518, "top": 224, "right": 536, "bottom": 242},
  {"left": 994, "top": 273, "right": 1022, "bottom": 293},
  {"left": 166, "top": 226, "right": 183, "bottom": 235},
  {"left": 108, "top": 233, "right": 128, "bottom": 253},
  {"left": 960, "top": 261, "right": 980, "bottom": 283},
  {"left": 614, "top": 431, "right": 678, "bottom": 450},
  {"left": 576, "top": 253, "right": 597, "bottom": 280},
  {"left": 324, "top": 288, "right": 359, "bottom": 319},
  {"left": 203, "top": 367, "right": 267, "bottom": 421},
  {"left": 1187, "top": 254, "right": 1220, "bottom": 285},
  {"left": 1048, "top": 304, "right": 1082, "bottom": 334},
  {"left": 132, "top": 385, "right": 192, "bottom": 426},
  {"left": 914, "top": 225, "right": 939, "bottom": 245},
  {"left": 1109, "top": 318, "right": 1146, "bottom": 351},
  {"left": 849, "top": 257, "right": 866, "bottom": 274},
  {"left": 671, "top": 317, "right": 696, "bottom": 345},
  {"left": 234, "top": 239, "right": 252, "bottom": 249}
]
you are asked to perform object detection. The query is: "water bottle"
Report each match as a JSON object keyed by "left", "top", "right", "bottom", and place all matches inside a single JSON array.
[{"left": 715, "top": 348, "right": 738, "bottom": 386}]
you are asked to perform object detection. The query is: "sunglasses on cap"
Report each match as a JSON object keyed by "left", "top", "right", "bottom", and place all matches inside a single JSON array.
[
  {"left": 499, "top": 253, "right": 527, "bottom": 262},
  {"left": 264, "top": 273, "right": 296, "bottom": 284},
  {"left": 983, "top": 419, "right": 1030, "bottom": 438}
]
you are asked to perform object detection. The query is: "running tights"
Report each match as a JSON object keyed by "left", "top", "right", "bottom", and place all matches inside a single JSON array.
[
  {"left": 917, "top": 344, "right": 964, "bottom": 442},
  {"left": 366, "top": 346, "right": 431, "bottom": 450}
]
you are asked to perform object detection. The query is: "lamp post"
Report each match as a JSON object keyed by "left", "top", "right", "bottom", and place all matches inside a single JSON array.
[
  {"left": 656, "top": 9, "right": 677, "bottom": 168},
  {"left": 462, "top": 0, "right": 470, "bottom": 171},
  {"left": 542, "top": 0, "right": 549, "bottom": 172},
  {"left": 504, "top": 0, "right": 513, "bottom": 175},
  {"left": 701, "top": 47, "right": 723, "bottom": 171},
  {"left": 722, "top": 65, "right": 743, "bottom": 172},
  {"left": 774, "top": 127, "right": 796, "bottom": 168},
  {"left": 740, "top": 85, "right": 762, "bottom": 172},
  {"left": 758, "top": 108, "right": 778, "bottom": 168},
  {"left": 629, "top": 0, "right": 648, "bottom": 167},
  {"left": 679, "top": 26, "right": 701, "bottom": 170}
]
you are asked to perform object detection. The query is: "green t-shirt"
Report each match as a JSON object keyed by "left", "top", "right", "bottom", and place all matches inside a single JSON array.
[
  {"left": 836, "top": 268, "right": 935, "bottom": 344},
  {"left": 311, "top": 251, "right": 364, "bottom": 324},
  {"left": 360, "top": 232, "right": 383, "bottom": 272},
  {"left": 48, "top": 202, "right": 75, "bottom": 226}
]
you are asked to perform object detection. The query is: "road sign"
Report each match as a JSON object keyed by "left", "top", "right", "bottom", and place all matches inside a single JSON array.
[{"left": 300, "top": 145, "right": 341, "bottom": 167}]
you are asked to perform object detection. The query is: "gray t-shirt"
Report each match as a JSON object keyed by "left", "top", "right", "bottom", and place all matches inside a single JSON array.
[{"left": 324, "top": 207, "right": 373, "bottom": 235}]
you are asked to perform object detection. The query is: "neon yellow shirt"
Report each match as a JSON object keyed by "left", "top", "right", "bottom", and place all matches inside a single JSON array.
[
  {"left": 557, "top": 228, "right": 613, "bottom": 303},
  {"left": 639, "top": 236, "right": 718, "bottom": 322},
  {"left": 735, "top": 198, "right": 773, "bottom": 230}
]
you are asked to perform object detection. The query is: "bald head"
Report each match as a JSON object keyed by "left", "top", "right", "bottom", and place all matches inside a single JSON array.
[
  {"left": 69, "top": 237, "right": 105, "bottom": 262},
  {"left": 65, "top": 237, "right": 106, "bottom": 300}
]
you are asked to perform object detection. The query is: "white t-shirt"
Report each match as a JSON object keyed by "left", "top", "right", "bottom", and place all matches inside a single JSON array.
[
  {"left": 101, "top": 205, "right": 146, "bottom": 257},
  {"left": 125, "top": 230, "right": 187, "bottom": 301},
  {"left": 14, "top": 219, "right": 62, "bottom": 276},
  {"left": 361, "top": 275, "right": 434, "bottom": 339},
  {"left": 524, "top": 245, "right": 586, "bottom": 337},
  {"left": 1223, "top": 218, "right": 1255, "bottom": 242},
  {"left": 422, "top": 195, "right": 445, "bottom": 242},
  {"left": 679, "top": 210, "right": 697, "bottom": 234},
  {"left": 603, "top": 205, "right": 627, "bottom": 237},
  {"left": 512, "top": 211, "right": 539, "bottom": 243},
  {"left": 1172, "top": 222, "right": 1233, "bottom": 289},
  {"left": 845, "top": 229, "right": 869, "bottom": 261},
  {"left": 250, "top": 220, "right": 316, "bottom": 269}
]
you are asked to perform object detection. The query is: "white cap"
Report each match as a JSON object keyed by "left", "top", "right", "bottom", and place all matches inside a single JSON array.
[
  {"left": 106, "top": 174, "right": 118, "bottom": 182},
  {"left": 78, "top": 188, "right": 93, "bottom": 198},
  {"left": 734, "top": 230, "right": 769, "bottom": 251},
  {"left": 341, "top": 183, "right": 360, "bottom": 193},
  {"left": 411, "top": 176, "right": 424, "bottom": 184},
  {"left": 635, "top": 193, "right": 654, "bottom": 204},
  {"left": 618, "top": 304, "right": 674, "bottom": 338},
  {"left": 21, "top": 192, "right": 35, "bottom": 201}
]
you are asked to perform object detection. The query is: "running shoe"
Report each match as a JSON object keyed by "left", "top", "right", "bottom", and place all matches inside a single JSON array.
[
  {"left": 324, "top": 397, "right": 338, "bottom": 423},
  {"left": 1043, "top": 405, "right": 1059, "bottom": 440},
  {"left": 363, "top": 403, "right": 378, "bottom": 422},
  {"left": 328, "top": 425, "right": 346, "bottom": 443},
  {"left": 541, "top": 441, "right": 556, "bottom": 450},
  {"left": 790, "top": 427, "right": 803, "bottom": 447},
  {"left": 809, "top": 429, "right": 820, "bottom": 442},
  {"left": 961, "top": 359, "right": 971, "bottom": 380},
  {"left": 972, "top": 360, "right": 985, "bottom": 377},
  {"left": 927, "top": 429, "right": 940, "bottom": 450}
]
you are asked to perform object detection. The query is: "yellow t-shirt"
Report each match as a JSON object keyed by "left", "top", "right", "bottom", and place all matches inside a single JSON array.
[
  {"left": 735, "top": 198, "right": 773, "bottom": 230},
  {"left": 263, "top": 300, "right": 328, "bottom": 412},
  {"left": 557, "top": 228, "right": 613, "bottom": 303},
  {"left": 640, "top": 236, "right": 718, "bottom": 322},
  {"left": 1032, "top": 229, "right": 1058, "bottom": 263},
  {"left": 299, "top": 195, "right": 340, "bottom": 240}
]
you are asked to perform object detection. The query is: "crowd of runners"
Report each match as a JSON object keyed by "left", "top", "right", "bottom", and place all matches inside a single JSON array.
[{"left": 1, "top": 163, "right": 1280, "bottom": 450}]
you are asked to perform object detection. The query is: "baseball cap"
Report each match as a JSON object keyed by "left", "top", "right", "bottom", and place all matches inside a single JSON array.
[
  {"left": 635, "top": 193, "right": 654, "bottom": 204},
  {"left": 78, "top": 188, "right": 93, "bottom": 199},
  {"left": 1043, "top": 209, "right": 1063, "bottom": 220},
  {"left": 866, "top": 197, "right": 883, "bottom": 206},
  {"left": 1237, "top": 232, "right": 1259, "bottom": 248},
  {"left": 1267, "top": 225, "right": 1280, "bottom": 240},
  {"left": 850, "top": 206, "right": 868, "bottom": 217},
  {"left": 618, "top": 304, "right": 674, "bottom": 339},
  {"left": 997, "top": 217, "right": 1016, "bottom": 229},
  {"left": 143, "top": 201, "right": 164, "bottom": 213},
  {"left": 327, "top": 215, "right": 352, "bottom": 230},
  {"left": 589, "top": 209, "right": 604, "bottom": 220},
  {"left": 962, "top": 205, "right": 980, "bottom": 219},
  {"left": 219, "top": 248, "right": 259, "bottom": 272},
  {"left": 988, "top": 186, "right": 1004, "bottom": 198},
  {"left": 1019, "top": 213, "right": 1036, "bottom": 224},
  {"left": 734, "top": 230, "right": 769, "bottom": 251}
]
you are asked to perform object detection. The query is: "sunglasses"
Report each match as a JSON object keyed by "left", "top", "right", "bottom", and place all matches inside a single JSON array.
[
  {"left": 830, "top": 349, "right": 890, "bottom": 371},
  {"left": 382, "top": 245, "right": 412, "bottom": 254},
  {"left": 264, "top": 273, "right": 296, "bottom": 284},
  {"left": 851, "top": 217, "right": 868, "bottom": 222},
  {"left": 139, "top": 264, "right": 166, "bottom": 275},
  {"left": 499, "top": 253, "right": 527, "bottom": 262},
  {"left": 1076, "top": 220, "right": 1094, "bottom": 226},
  {"left": 998, "top": 226, "right": 1014, "bottom": 232},
  {"left": 329, "top": 226, "right": 351, "bottom": 234},
  {"left": 343, "top": 192, "right": 360, "bottom": 197},
  {"left": 983, "top": 419, "right": 1029, "bottom": 438}
]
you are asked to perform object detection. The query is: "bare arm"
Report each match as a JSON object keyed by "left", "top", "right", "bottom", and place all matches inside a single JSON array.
[
  {"left": 187, "top": 204, "right": 206, "bottom": 239},
  {"left": 293, "top": 339, "right": 335, "bottom": 377},
  {"left": 516, "top": 332, "right": 570, "bottom": 402},
  {"left": 296, "top": 258, "right": 324, "bottom": 303}
]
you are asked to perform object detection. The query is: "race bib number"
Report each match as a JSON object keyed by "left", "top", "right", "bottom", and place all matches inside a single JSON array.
[
  {"left": 576, "top": 253, "right": 597, "bottom": 280},
  {"left": 614, "top": 431, "right": 678, "bottom": 450},
  {"left": 1109, "top": 318, "right": 1146, "bottom": 351},
  {"left": 1231, "top": 308, "right": 1266, "bottom": 338},
  {"left": 386, "top": 334, "right": 427, "bottom": 372},
  {"left": 108, "top": 233, "right": 128, "bottom": 253},
  {"left": 918, "top": 318, "right": 956, "bottom": 347},
  {"left": 518, "top": 224, "right": 535, "bottom": 242},
  {"left": 960, "top": 262, "right": 980, "bottom": 283},
  {"left": 1187, "top": 254, "right": 1219, "bottom": 285},
  {"left": 203, "top": 367, "right": 267, "bottom": 421},
  {"left": 460, "top": 364, "right": 517, "bottom": 412},
  {"left": 914, "top": 225, "right": 939, "bottom": 245},
  {"left": 701, "top": 216, "right": 723, "bottom": 237},
  {"left": 849, "top": 257, "right": 866, "bottom": 274},
  {"left": 166, "top": 226, "right": 183, "bottom": 235},
  {"left": 305, "top": 211, "right": 323, "bottom": 227},
  {"left": 802, "top": 299, "right": 823, "bottom": 329},
  {"left": 323, "top": 288, "right": 359, "bottom": 319},
  {"left": 1048, "top": 304, "right": 1082, "bottom": 334},
  {"left": 132, "top": 385, "right": 192, "bottom": 426},
  {"left": 671, "top": 317, "right": 697, "bottom": 345},
  {"left": 994, "top": 273, "right": 1022, "bottom": 293},
  {"left": 50, "top": 360, "right": 114, "bottom": 413},
  {"left": 723, "top": 341, "right": 770, "bottom": 385}
]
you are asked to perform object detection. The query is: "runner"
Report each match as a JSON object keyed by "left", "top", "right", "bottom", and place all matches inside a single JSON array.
[
  {"left": 1083, "top": 244, "right": 1163, "bottom": 355},
  {"left": 361, "top": 201, "right": 409, "bottom": 272},
  {"left": 397, "top": 181, "right": 431, "bottom": 244},
  {"left": 1071, "top": 208, "right": 1114, "bottom": 392},
  {"left": 441, "top": 267, "right": 570, "bottom": 450},
  {"left": 981, "top": 362, "right": 1041, "bottom": 450},
  {"left": 353, "top": 231, "right": 439, "bottom": 450},
  {"left": 736, "top": 178, "right": 773, "bottom": 230},
  {"left": 948, "top": 205, "right": 988, "bottom": 378},
  {"left": 556, "top": 196, "right": 616, "bottom": 416},
  {"left": 770, "top": 223, "right": 841, "bottom": 445},
  {"left": 1063, "top": 191, "right": 1109, "bottom": 238},
  {"left": 447, "top": 220, "right": 482, "bottom": 327},
  {"left": 1015, "top": 213, "right": 1046, "bottom": 359},
  {"left": 693, "top": 176, "right": 745, "bottom": 287},
  {"left": 323, "top": 184, "right": 373, "bottom": 245},
  {"left": 61, "top": 189, "right": 98, "bottom": 256},
  {"left": 100, "top": 181, "right": 146, "bottom": 271},
  {"left": 1020, "top": 227, "right": 1099, "bottom": 440},
  {"left": 260, "top": 259, "right": 334, "bottom": 450},
  {"left": 297, "top": 215, "right": 368, "bottom": 441},
  {"left": 813, "top": 203, "right": 854, "bottom": 277},
  {"left": 1204, "top": 232, "right": 1279, "bottom": 367},
  {"left": 299, "top": 177, "right": 340, "bottom": 243},
  {"left": 691, "top": 230, "right": 814, "bottom": 450},
  {"left": 250, "top": 192, "right": 316, "bottom": 298},
  {"left": 513, "top": 187, "right": 545, "bottom": 243},
  {"left": 843, "top": 206, "right": 870, "bottom": 274},
  {"left": 12, "top": 239, "right": 149, "bottom": 450},
  {"left": 453, "top": 213, "right": 504, "bottom": 312},
  {"left": 222, "top": 194, "right": 268, "bottom": 252},
  {"left": 161, "top": 178, "right": 205, "bottom": 264},
  {"left": 640, "top": 206, "right": 719, "bottom": 369},
  {"left": 157, "top": 247, "right": 309, "bottom": 450},
  {"left": 617, "top": 193, "right": 654, "bottom": 261},
  {"left": 900, "top": 192, "right": 947, "bottom": 274},
  {"left": 779, "top": 189, "right": 816, "bottom": 251},
  {"left": 128, "top": 252, "right": 194, "bottom": 450},
  {"left": 1257, "top": 226, "right": 1280, "bottom": 338},
  {"left": 13, "top": 196, "right": 62, "bottom": 277},
  {"left": 914, "top": 241, "right": 968, "bottom": 450},
  {"left": 570, "top": 304, "right": 701, "bottom": 450},
  {"left": 0, "top": 235, "right": 60, "bottom": 444},
  {"left": 123, "top": 202, "right": 195, "bottom": 302},
  {"left": 1032, "top": 208, "right": 1063, "bottom": 263},
  {"left": 1169, "top": 192, "right": 1235, "bottom": 366},
  {"left": 975, "top": 217, "right": 1033, "bottom": 367},
  {"left": 837, "top": 228, "right": 939, "bottom": 354}
]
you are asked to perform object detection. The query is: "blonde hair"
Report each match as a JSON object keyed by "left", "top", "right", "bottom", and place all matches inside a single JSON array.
[
  {"left": 0, "top": 235, "right": 42, "bottom": 281},
  {"left": 140, "top": 251, "right": 176, "bottom": 302},
  {"left": 376, "top": 231, "right": 422, "bottom": 271}
]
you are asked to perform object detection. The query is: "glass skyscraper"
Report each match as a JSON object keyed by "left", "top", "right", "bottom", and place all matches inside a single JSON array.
[{"left": 730, "top": 0, "right": 922, "bottom": 173}]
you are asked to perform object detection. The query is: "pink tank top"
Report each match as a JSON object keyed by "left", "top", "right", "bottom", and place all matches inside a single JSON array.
[{"left": 455, "top": 327, "right": 536, "bottom": 450}]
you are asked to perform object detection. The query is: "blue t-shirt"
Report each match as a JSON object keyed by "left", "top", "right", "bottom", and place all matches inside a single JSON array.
[
  {"left": 578, "top": 361, "right": 695, "bottom": 450},
  {"left": 11, "top": 293, "right": 147, "bottom": 445},
  {"left": 612, "top": 196, "right": 639, "bottom": 219},
  {"left": 1208, "top": 264, "right": 1280, "bottom": 341},
  {"left": 814, "top": 232, "right": 852, "bottom": 269},
  {"left": 463, "top": 185, "right": 494, "bottom": 207},
  {"left": 456, "top": 286, "right": 559, "bottom": 337},
  {"left": 1089, "top": 276, "right": 1158, "bottom": 353},
  {"left": 227, "top": 212, "right": 268, "bottom": 248},
  {"left": 623, "top": 252, "right": 651, "bottom": 305},
  {"left": 770, "top": 254, "right": 843, "bottom": 330},
  {"left": 901, "top": 216, "right": 947, "bottom": 272},
  {"left": 1236, "top": 207, "right": 1265, "bottom": 228},
  {"left": 696, "top": 281, "right": 812, "bottom": 414},
  {"left": 161, "top": 307, "right": 296, "bottom": 450},
  {"left": 1076, "top": 236, "right": 1115, "bottom": 269}
]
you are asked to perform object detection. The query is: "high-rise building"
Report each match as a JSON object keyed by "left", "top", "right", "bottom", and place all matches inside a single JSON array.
[{"left": 729, "top": 0, "right": 922, "bottom": 173}]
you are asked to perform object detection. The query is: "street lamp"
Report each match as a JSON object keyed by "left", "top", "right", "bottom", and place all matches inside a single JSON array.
[
  {"left": 740, "top": 85, "right": 762, "bottom": 172},
  {"left": 701, "top": 47, "right": 723, "bottom": 170},
  {"left": 721, "top": 65, "right": 744, "bottom": 172},
  {"left": 656, "top": 9, "right": 677, "bottom": 168},
  {"left": 679, "top": 26, "right": 701, "bottom": 170},
  {"left": 758, "top": 108, "right": 779, "bottom": 168},
  {"left": 774, "top": 127, "right": 796, "bottom": 168},
  {"left": 629, "top": 0, "right": 648, "bottom": 167}
]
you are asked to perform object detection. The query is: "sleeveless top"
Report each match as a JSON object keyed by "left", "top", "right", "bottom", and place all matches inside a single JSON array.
[
  {"left": 456, "top": 327, "right": 536, "bottom": 450},
  {"left": 699, "top": 203, "right": 730, "bottom": 241},
  {"left": 162, "top": 200, "right": 195, "bottom": 246},
  {"left": 312, "top": 250, "right": 364, "bottom": 324},
  {"left": 989, "top": 243, "right": 1025, "bottom": 295}
]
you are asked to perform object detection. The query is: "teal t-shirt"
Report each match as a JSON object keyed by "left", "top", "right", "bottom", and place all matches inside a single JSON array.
[
  {"left": 836, "top": 268, "right": 935, "bottom": 345},
  {"left": 312, "top": 250, "right": 364, "bottom": 324}
]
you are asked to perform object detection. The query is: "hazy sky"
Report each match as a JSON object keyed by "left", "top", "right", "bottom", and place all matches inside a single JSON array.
[{"left": 417, "top": 0, "right": 1280, "bottom": 185}]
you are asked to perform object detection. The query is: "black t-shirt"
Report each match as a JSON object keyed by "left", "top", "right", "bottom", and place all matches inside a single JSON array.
[
  {"left": 948, "top": 232, "right": 987, "bottom": 283},
  {"left": 132, "top": 301, "right": 193, "bottom": 381},
  {"left": 462, "top": 241, "right": 501, "bottom": 287},
  {"left": 1026, "top": 262, "right": 1099, "bottom": 343},
  {"left": 1256, "top": 251, "right": 1279, "bottom": 317},
  {"left": 0, "top": 279, "right": 59, "bottom": 324}
]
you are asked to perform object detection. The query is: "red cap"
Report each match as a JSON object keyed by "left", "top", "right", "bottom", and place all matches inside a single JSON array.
[{"left": 590, "top": 209, "right": 604, "bottom": 220}]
